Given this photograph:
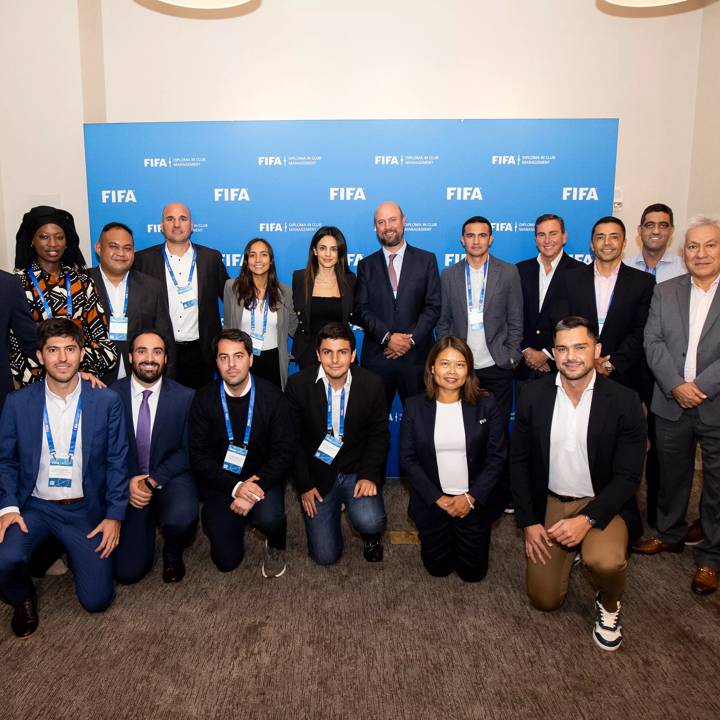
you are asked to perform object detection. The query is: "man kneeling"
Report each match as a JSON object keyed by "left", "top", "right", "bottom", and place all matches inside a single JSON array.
[{"left": 510, "top": 317, "right": 646, "bottom": 651}]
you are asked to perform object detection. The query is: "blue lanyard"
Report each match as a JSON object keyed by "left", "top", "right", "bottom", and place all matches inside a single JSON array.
[
  {"left": 250, "top": 296, "right": 269, "bottom": 337},
  {"left": 105, "top": 274, "right": 130, "bottom": 316},
  {"left": 43, "top": 394, "right": 82, "bottom": 459},
  {"left": 28, "top": 269, "right": 73, "bottom": 318},
  {"left": 162, "top": 246, "right": 196, "bottom": 289},
  {"left": 220, "top": 377, "right": 255, "bottom": 448},
  {"left": 326, "top": 383, "right": 346, "bottom": 439},
  {"left": 465, "top": 259, "right": 488, "bottom": 310}
]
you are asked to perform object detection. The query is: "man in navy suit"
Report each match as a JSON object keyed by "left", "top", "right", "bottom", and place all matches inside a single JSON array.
[
  {"left": 0, "top": 318, "right": 128, "bottom": 637},
  {"left": 89, "top": 222, "right": 176, "bottom": 384},
  {"left": 112, "top": 330, "right": 197, "bottom": 585},
  {"left": 354, "top": 201, "right": 441, "bottom": 409}
]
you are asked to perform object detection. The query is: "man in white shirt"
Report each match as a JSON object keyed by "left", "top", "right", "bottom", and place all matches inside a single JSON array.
[
  {"left": 510, "top": 317, "right": 646, "bottom": 651},
  {"left": 133, "top": 202, "right": 229, "bottom": 390},
  {"left": 0, "top": 318, "right": 128, "bottom": 637},
  {"left": 636, "top": 216, "right": 720, "bottom": 596}
]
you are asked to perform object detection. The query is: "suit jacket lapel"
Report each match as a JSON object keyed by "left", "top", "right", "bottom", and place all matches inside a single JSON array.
[
  {"left": 602, "top": 263, "right": 629, "bottom": 332},
  {"left": 699, "top": 281, "right": 720, "bottom": 344},
  {"left": 395, "top": 245, "right": 413, "bottom": 300},
  {"left": 80, "top": 383, "right": 96, "bottom": 474},
  {"left": 149, "top": 382, "right": 168, "bottom": 466},
  {"left": 483, "top": 255, "right": 496, "bottom": 309},
  {"left": 676, "top": 277, "right": 691, "bottom": 347},
  {"left": 193, "top": 244, "right": 205, "bottom": 301},
  {"left": 30, "top": 384, "right": 45, "bottom": 483},
  {"left": 537, "top": 380, "right": 557, "bottom": 479},
  {"left": 586, "top": 376, "right": 610, "bottom": 473}
]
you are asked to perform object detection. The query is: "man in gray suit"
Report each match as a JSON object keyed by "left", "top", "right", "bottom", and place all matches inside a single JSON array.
[
  {"left": 635, "top": 216, "right": 720, "bottom": 595},
  {"left": 437, "top": 215, "right": 523, "bottom": 425}
]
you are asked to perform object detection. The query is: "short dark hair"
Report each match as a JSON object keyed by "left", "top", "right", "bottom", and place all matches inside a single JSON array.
[
  {"left": 212, "top": 328, "right": 253, "bottom": 357},
  {"left": 128, "top": 328, "right": 167, "bottom": 355},
  {"left": 534, "top": 213, "right": 565, "bottom": 234},
  {"left": 462, "top": 216, "right": 492, "bottom": 236},
  {"left": 37, "top": 317, "right": 84, "bottom": 350},
  {"left": 591, "top": 216, "right": 626, "bottom": 239},
  {"left": 640, "top": 203, "right": 674, "bottom": 226},
  {"left": 100, "top": 221, "right": 134, "bottom": 239},
  {"left": 553, "top": 316, "right": 598, "bottom": 342},
  {"left": 316, "top": 322, "right": 356, "bottom": 351}
]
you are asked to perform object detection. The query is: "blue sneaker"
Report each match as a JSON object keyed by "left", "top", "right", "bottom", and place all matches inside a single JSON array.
[{"left": 593, "top": 594, "right": 623, "bottom": 651}]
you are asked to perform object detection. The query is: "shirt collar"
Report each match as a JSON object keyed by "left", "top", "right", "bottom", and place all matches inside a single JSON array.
[
  {"left": 164, "top": 241, "right": 194, "bottom": 259},
  {"left": 99, "top": 267, "right": 129, "bottom": 289},
  {"left": 223, "top": 376, "right": 252, "bottom": 398},
  {"left": 316, "top": 364, "right": 353, "bottom": 392},
  {"left": 45, "top": 374, "right": 82, "bottom": 405},
  {"left": 382, "top": 242, "right": 407, "bottom": 263},
  {"left": 537, "top": 251, "right": 564, "bottom": 272},
  {"left": 131, "top": 375, "right": 163, "bottom": 398},
  {"left": 556, "top": 369, "right": 597, "bottom": 395},
  {"left": 690, "top": 274, "right": 720, "bottom": 293},
  {"left": 593, "top": 261, "right": 621, "bottom": 280}
]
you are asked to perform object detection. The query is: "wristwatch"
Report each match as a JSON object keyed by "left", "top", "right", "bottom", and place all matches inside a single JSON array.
[{"left": 583, "top": 514, "right": 597, "bottom": 528}]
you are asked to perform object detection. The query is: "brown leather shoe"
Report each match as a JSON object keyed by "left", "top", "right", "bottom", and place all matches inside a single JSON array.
[
  {"left": 685, "top": 518, "right": 703, "bottom": 546},
  {"left": 632, "top": 536, "right": 684, "bottom": 555},
  {"left": 691, "top": 565, "right": 718, "bottom": 595}
]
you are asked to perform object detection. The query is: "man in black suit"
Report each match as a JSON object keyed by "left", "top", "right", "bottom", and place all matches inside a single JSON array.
[
  {"left": 112, "top": 330, "right": 197, "bottom": 585},
  {"left": 551, "top": 216, "right": 655, "bottom": 393},
  {"left": 90, "top": 222, "right": 175, "bottom": 384},
  {"left": 0, "top": 270, "right": 36, "bottom": 410},
  {"left": 510, "top": 316, "right": 646, "bottom": 652},
  {"left": 133, "top": 202, "right": 229, "bottom": 390},
  {"left": 189, "top": 329, "right": 292, "bottom": 578},
  {"left": 354, "top": 200, "right": 441, "bottom": 409},
  {"left": 286, "top": 322, "right": 388, "bottom": 564},
  {"left": 516, "top": 214, "right": 582, "bottom": 382}
]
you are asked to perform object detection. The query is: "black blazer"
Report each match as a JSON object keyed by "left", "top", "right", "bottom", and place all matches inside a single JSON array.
[
  {"left": 509, "top": 373, "right": 646, "bottom": 544},
  {"left": 89, "top": 267, "right": 176, "bottom": 384},
  {"left": 354, "top": 244, "right": 441, "bottom": 366},
  {"left": 188, "top": 377, "right": 292, "bottom": 501},
  {"left": 111, "top": 376, "right": 195, "bottom": 489},
  {"left": 132, "top": 243, "right": 229, "bottom": 366},
  {"left": 0, "top": 270, "right": 36, "bottom": 410},
  {"left": 515, "top": 253, "right": 583, "bottom": 380},
  {"left": 290, "top": 269, "right": 356, "bottom": 368},
  {"left": 286, "top": 365, "right": 388, "bottom": 496},
  {"left": 399, "top": 393, "right": 506, "bottom": 512},
  {"left": 550, "top": 262, "right": 655, "bottom": 390}
]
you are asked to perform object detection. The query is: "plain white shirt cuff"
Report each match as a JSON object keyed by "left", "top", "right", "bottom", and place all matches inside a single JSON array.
[
  {"left": 0, "top": 506, "right": 20, "bottom": 517},
  {"left": 231, "top": 480, "right": 244, "bottom": 498}
]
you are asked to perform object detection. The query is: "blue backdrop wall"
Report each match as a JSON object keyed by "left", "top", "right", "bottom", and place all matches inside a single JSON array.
[{"left": 84, "top": 118, "right": 618, "bottom": 474}]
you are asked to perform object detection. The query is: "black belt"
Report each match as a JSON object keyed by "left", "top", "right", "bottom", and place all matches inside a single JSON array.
[
  {"left": 175, "top": 340, "right": 200, "bottom": 347},
  {"left": 46, "top": 498, "right": 84, "bottom": 506},
  {"left": 548, "top": 490, "right": 584, "bottom": 503}
]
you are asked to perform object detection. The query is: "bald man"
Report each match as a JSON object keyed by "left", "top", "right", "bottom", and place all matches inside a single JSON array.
[
  {"left": 354, "top": 201, "right": 441, "bottom": 408},
  {"left": 133, "top": 202, "right": 228, "bottom": 389}
]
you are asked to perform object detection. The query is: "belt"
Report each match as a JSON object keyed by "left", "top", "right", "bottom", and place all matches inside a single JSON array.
[
  {"left": 548, "top": 490, "right": 584, "bottom": 503},
  {"left": 175, "top": 339, "right": 200, "bottom": 346},
  {"left": 46, "top": 498, "right": 84, "bottom": 506}
]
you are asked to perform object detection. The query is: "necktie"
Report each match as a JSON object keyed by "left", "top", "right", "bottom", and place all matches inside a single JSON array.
[
  {"left": 136, "top": 389, "right": 152, "bottom": 475},
  {"left": 388, "top": 253, "right": 398, "bottom": 292}
]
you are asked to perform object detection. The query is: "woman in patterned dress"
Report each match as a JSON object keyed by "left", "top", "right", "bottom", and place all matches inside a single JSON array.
[{"left": 10, "top": 206, "right": 117, "bottom": 384}]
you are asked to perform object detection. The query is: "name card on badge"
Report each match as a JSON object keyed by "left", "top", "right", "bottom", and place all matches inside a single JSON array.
[
  {"left": 49, "top": 457, "right": 73, "bottom": 488},
  {"left": 223, "top": 444, "right": 248, "bottom": 474},
  {"left": 109, "top": 315, "right": 128, "bottom": 341},
  {"left": 314, "top": 434, "right": 342, "bottom": 465},
  {"left": 178, "top": 284, "right": 197, "bottom": 309}
]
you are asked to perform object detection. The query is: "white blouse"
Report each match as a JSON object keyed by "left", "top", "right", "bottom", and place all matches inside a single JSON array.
[{"left": 434, "top": 401, "right": 469, "bottom": 495}]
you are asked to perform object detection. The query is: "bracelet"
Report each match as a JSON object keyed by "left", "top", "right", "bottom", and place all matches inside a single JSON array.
[{"left": 464, "top": 493, "right": 475, "bottom": 510}]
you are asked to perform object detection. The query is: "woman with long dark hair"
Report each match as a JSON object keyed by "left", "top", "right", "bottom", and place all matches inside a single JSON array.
[
  {"left": 291, "top": 226, "right": 356, "bottom": 369},
  {"left": 400, "top": 336, "right": 506, "bottom": 582},
  {"left": 223, "top": 238, "right": 296, "bottom": 389},
  {"left": 10, "top": 205, "right": 117, "bottom": 384}
]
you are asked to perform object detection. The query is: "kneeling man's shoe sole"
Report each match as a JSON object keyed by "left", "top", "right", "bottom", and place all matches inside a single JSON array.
[
  {"left": 262, "top": 542, "right": 287, "bottom": 578},
  {"left": 593, "top": 594, "right": 623, "bottom": 652}
]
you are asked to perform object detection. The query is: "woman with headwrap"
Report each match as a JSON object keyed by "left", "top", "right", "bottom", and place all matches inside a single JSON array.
[{"left": 9, "top": 206, "right": 117, "bottom": 384}]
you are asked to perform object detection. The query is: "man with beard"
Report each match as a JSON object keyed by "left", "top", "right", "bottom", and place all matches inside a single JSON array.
[
  {"left": 354, "top": 201, "right": 441, "bottom": 409},
  {"left": 111, "top": 330, "right": 197, "bottom": 584},
  {"left": 510, "top": 317, "right": 646, "bottom": 651}
]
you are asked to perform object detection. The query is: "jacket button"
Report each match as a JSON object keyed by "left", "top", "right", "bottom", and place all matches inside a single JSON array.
[{"left": 535, "top": 330, "right": 540, "bottom": 334}]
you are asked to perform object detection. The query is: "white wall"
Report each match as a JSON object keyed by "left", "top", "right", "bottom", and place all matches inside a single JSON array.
[{"left": 0, "top": 0, "right": 714, "bottom": 266}]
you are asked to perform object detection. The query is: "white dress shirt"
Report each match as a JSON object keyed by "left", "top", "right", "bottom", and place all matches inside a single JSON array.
[
  {"left": 316, "top": 365, "right": 353, "bottom": 439},
  {"left": 240, "top": 300, "right": 279, "bottom": 351},
  {"left": 684, "top": 275, "right": 720, "bottom": 382},
  {"left": 594, "top": 261, "right": 621, "bottom": 334},
  {"left": 34, "top": 377, "right": 84, "bottom": 502},
  {"left": 623, "top": 252, "right": 686, "bottom": 283},
  {"left": 100, "top": 268, "right": 129, "bottom": 379},
  {"left": 164, "top": 242, "right": 200, "bottom": 342},
  {"left": 434, "top": 401, "right": 469, "bottom": 495},
  {"left": 382, "top": 241, "right": 407, "bottom": 298},
  {"left": 548, "top": 372, "right": 596, "bottom": 499},
  {"left": 537, "top": 252, "right": 564, "bottom": 310},
  {"left": 466, "top": 260, "right": 494, "bottom": 370}
]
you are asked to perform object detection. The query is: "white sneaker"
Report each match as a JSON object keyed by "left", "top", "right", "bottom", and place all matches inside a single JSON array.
[
  {"left": 593, "top": 594, "right": 623, "bottom": 651},
  {"left": 261, "top": 542, "right": 286, "bottom": 578}
]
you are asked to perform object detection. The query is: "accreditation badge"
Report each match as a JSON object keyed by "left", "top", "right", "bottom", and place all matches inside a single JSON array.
[
  {"left": 223, "top": 444, "right": 248, "bottom": 474},
  {"left": 314, "top": 434, "right": 343, "bottom": 465},
  {"left": 48, "top": 457, "right": 73, "bottom": 488}
]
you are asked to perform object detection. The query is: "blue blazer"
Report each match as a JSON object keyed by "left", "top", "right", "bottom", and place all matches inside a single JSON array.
[
  {"left": 400, "top": 392, "right": 506, "bottom": 511},
  {"left": 111, "top": 376, "right": 195, "bottom": 489},
  {"left": 0, "top": 380, "right": 129, "bottom": 525},
  {"left": 354, "top": 244, "right": 441, "bottom": 366}
]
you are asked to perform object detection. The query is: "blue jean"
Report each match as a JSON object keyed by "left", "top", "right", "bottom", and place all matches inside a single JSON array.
[{"left": 303, "top": 473, "right": 387, "bottom": 565}]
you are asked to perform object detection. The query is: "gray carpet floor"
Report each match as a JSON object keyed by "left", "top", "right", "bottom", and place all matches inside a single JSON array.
[{"left": 1, "top": 479, "right": 719, "bottom": 720}]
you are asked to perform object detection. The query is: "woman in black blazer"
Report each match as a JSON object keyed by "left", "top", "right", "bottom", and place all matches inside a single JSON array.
[
  {"left": 291, "top": 226, "right": 356, "bottom": 369},
  {"left": 400, "top": 336, "right": 506, "bottom": 582}
]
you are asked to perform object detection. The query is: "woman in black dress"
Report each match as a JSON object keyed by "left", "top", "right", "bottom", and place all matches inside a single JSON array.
[{"left": 291, "top": 226, "right": 356, "bottom": 369}]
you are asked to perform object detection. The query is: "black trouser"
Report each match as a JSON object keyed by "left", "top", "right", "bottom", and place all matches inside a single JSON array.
[
  {"left": 176, "top": 340, "right": 215, "bottom": 390},
  {"left": 365, "top": 360, "right": 424, "bottom": 411},
  {"left": 409, "top": 492, "right": 492, "bottom": 583},
  {"left": 251, "top": 347, "right": 282, "bottom": 389}
]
